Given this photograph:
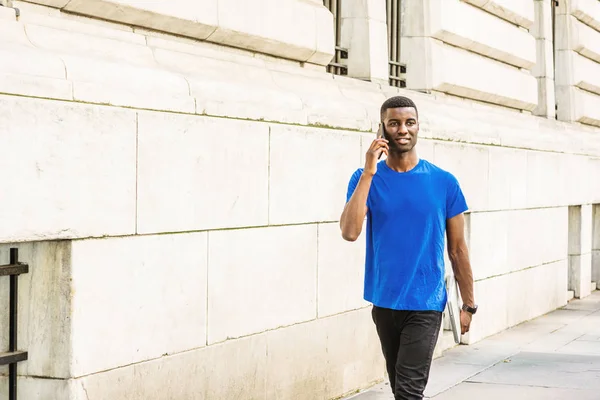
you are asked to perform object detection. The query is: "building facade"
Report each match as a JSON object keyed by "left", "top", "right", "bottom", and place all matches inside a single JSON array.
[{"left": 0, "top": 0, "right": 600, "bottom": 399}]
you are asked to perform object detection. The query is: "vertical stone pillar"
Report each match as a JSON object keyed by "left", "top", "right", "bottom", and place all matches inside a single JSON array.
[
  {"left": 593, "top": 204, "right": 600, "bottom": 285},
  {"left": 568, "top": 205, "right": 593, "bottom": 298},
  {"left": 532, "top": 0, "right": 556, "bottom": 118},
  {"left": 340, "top": 0, "right": 389, "bottom": 84}
]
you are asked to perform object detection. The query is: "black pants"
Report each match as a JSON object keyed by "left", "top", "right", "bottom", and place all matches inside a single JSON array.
[{"left": 371, "top": 306, "right": 442, "bottom": 400}]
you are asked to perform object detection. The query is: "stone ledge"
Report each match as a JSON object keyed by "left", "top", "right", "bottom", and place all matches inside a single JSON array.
[
  {"left": 21, "top": 0, "right": 335, "bottom": 65},
  {"left": 571, "top": 17, "right": 600, "bottom": 63},
  {"left": 403, "top": 38, "right": 538, "bottom": 111},
  {"left": 404, "top": 0, "right": 536, "bottom": 69},
  {"left": 556, "top": 15, "right": 600, "bottom": 63},
  {"left": 15, "top": 0, "right": 142, "bottom": 40},
  {"left": 462, "top": 0, "right": 535, "bottom": 29},
  {"left": 2, "top": 19, "right": 600, "bottom": 161},
  {"left": 557, "top": 86, "right": 600, "bottom": 128},
  {"left": 556, "top": 50, "right": 600, "bottom": 97},
  {"left": 570, "top": 0, "right": 600, "bottom": 32}
]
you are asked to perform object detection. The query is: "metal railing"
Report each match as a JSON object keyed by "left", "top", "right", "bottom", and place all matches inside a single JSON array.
[
  {"left": 386, "top": 0, "right": 407, "bottom": 87},
  {"left": 0, "top": 248, "right": 29, "bottom": 400},
  {"left": 324, "top": 0, "right": 348, "bottom": 75}
]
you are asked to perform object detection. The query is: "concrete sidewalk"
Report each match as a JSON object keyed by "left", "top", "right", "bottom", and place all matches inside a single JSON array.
[{"left": 345, "top": 291, "right": 600, "bottom": 400}]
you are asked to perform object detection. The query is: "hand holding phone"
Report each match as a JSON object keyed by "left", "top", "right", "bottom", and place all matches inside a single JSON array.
[{"left": 363, "top": 125, "right": 388, "bottom": 176}]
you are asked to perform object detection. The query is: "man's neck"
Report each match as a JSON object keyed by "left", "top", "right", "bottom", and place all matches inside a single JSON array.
[{"left": 385, "top": 150, "right": 419, "bottom": 172}]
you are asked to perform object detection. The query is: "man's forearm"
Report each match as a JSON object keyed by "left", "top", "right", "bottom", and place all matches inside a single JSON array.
[
  {"left": 450, "top": 248, "right": 475, "bottom": 307},
  {"left": 340, "top": 173, "right": 372, "bottom": 241}
]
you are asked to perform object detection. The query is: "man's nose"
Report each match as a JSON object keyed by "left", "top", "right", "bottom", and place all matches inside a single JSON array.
[{"left": 398, "top": 125, "right": 409, "bottom": 135}]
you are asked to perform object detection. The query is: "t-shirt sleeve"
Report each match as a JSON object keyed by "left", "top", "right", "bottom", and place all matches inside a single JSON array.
[
  {"left": 446, "top": 173, "right": 468, "bottom": 219},
  {"left": 346, "top": 169, "right": 363, "bottom": 203}
]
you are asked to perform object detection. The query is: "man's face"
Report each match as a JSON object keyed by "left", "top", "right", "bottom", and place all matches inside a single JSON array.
[{"left": 381, "top": 107, "right": 419, "bottom": 154}]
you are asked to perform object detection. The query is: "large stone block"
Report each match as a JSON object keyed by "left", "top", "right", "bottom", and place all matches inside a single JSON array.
[
  {"left": 470, "top": 208, "right": 568, "bottom": 282},
  {"left": 266, "top": 308, "right": 383, "bottom": 400},
  {"left": 569, "top": 0, "right": 600, "bottom": 32},
  {"left": 467, "top": 260, "right": 567, "bottom": 343},
  {"left": 269, "top": 125, "right": 361, "bottom": 225},
  {"left": 0, "top": 96, "right": 136, "bottom": 242},
  {"left": 532, "top": 0, "right": 553, "bottom": 40},
  {"left": 533, "top": 39, "right": 555, "bottom": 79},
  {"left": 151, "top": 50, "right": 307, "bottom": 123},
  {"left": 555, "top": 15, "right": 600, "bottom": 63},
  {"left": 569, "top": 253, "right": 592, "bottom": 298},
  {"left": 526, "top": 151, "right": 567, "bottom": 208},
  {"left": 593, "top": 250, "right": 600, "bottom": 284},
  {"left": 265, "top": 316, "right": 329, "bottom": 400},
  {"left": 56, "top": 309, "right": 381, "bottom": 400},
  {"left": 506, "top": 208, "right": 568, "bottom": 272},
  {"left": 19, "top": 0, "right": 70, "bottom": 8},
  {"left": 64, "top": 55, "right": 194, "bottom": 113},
  {"left": 270, "top": 70, "right": 371, "bottom": 131},
  {"left": 0, "top": 242, "right": 72, "bottom": 378},
  {"left": 468, "top": 211, "right": 509, "bottom": 281},
  {"left": 340, "top": 15, "right": 389, "bottom": 82},
  {"left": 462, "top": 0, "right": 535, "bottom": 29},
  {"left": 17, "top": 1, "right": 142, "bottom": 41},
  {"left": 0, "top": 4, "right": 16, "bottom": 20},
  {"left": 594, "top": 204, "right": 600, "bottom": 251},
  {"left": 0, "top": 71, "right": 73, "bottom": 100},
  {"left": 487, "top": 147, "right": 528, "bottom": 211},
  {"left": 0, "top": 44, "right": 66, "bottom": 80},
  {"left": 534, "top": 76, "right": 557, "bottom": 118},
  {"left": 24, "top": 24, "right": 153, "bottom": 64},
  {"left": 555, "top": 51, "right": 600, "bottom": 96},
  {"left": 402, "top": 38, "right": 538, "bottom": 111},
  {"left": 63, "top": 0, "right": 219, "bottom": 40},
  {"left": 0, "top": 377, "right": 72, "bottom": 400},
  {"left": 208, "top": 0, "right": 333, "bottom": 65},
  {"left": 404, "top": 0, "right": 536, "bottom": 69},
  {"left": 207, "top": 225, "right": 318, "bottom": 344},
  {"left": 136, "top": 112, "right": 269, "bottom": 234},
  {"left": 569, "top": 204, "right": 593, "bottom": 256},
  {"left": 433, "top": 142, "right": 489, "bottom": 212},
  {"left": 69, "top": 233, "right": 208, "bottom": 377},
  {"left": 0, "top": 20, "right": 31, "bottom": 46},
  {"left": 317, "top": 222, "right": 368, "bottom": 318},
  {"left": 74, "top": 334, "right": 268, "bottom": 400}
]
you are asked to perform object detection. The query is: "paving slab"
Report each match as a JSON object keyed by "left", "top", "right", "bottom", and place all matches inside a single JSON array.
[
  {"left": 343, "top": 291, "right": 600, "bottom": 400},
  {"left": 468, "top": 351, "right": 600, "bottom": 390},
  {"left": 432, "top": 382, "right": 600, "bottom": 400}
]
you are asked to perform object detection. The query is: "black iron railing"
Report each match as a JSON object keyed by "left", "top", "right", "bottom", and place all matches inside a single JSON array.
[
  {"left": 1, "top": 248, "right": 29, "bottom": 400},
  {"left": 324, "top": 0, "right": 348, "bottom": 75},
  {"left": 386, "top": 0, "right": 407, "bottom": 87}
]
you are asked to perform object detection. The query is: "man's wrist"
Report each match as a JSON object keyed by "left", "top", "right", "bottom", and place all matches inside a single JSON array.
[
  {"left": 361, "top": 171, "right": 375, "bottom": 179},
  {"left": 462, "top": 303, "right": 478, "bottom": 315}
]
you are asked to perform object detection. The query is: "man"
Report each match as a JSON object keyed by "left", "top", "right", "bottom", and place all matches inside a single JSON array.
[{"left": 340, "top": 96, "right": 476, "bottom": 400}]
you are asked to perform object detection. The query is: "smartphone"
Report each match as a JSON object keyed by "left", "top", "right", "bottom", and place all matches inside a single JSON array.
[{"left": 377, "top": 124, "right": 384, "bottom": 160}]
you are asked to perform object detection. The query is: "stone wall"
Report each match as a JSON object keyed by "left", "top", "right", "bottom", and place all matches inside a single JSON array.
[
  {"left": 1, "top": 1, "right": 600, "bottom": 399},
  {"left": 555, "top": 0, "right": 600, "bottom": 126},
  {"left": 402, "top": 0, "right": 538, "bottom": 111}
]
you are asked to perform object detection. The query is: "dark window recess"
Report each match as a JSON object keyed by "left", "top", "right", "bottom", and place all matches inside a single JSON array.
[
  {"left": 324, "top": 0, "right": 348, "bottom": 75},
  {"left": 387, "top": 0, "right": 407, "bottom": 87}
]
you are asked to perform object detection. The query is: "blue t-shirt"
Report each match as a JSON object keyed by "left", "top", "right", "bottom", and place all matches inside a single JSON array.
[{"left": 346, "top": 159, "right": 468, "bottom": 312}]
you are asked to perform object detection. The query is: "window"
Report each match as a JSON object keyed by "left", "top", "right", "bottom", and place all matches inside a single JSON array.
[
  {"left": 324, "top": 0, "right": 348, "bottom": 75},
  {"left": 386, "top": 0, "right": 406, "bottom": 87}
]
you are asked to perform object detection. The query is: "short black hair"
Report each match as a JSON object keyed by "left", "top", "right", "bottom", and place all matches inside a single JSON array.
[{"left": 380, "top": 96, "right": 418, "bottom": 121}]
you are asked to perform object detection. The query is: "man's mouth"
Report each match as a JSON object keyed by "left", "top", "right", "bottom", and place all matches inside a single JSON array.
[{"left": 396, "top": 138, "right": 410, "bottom": 145}]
